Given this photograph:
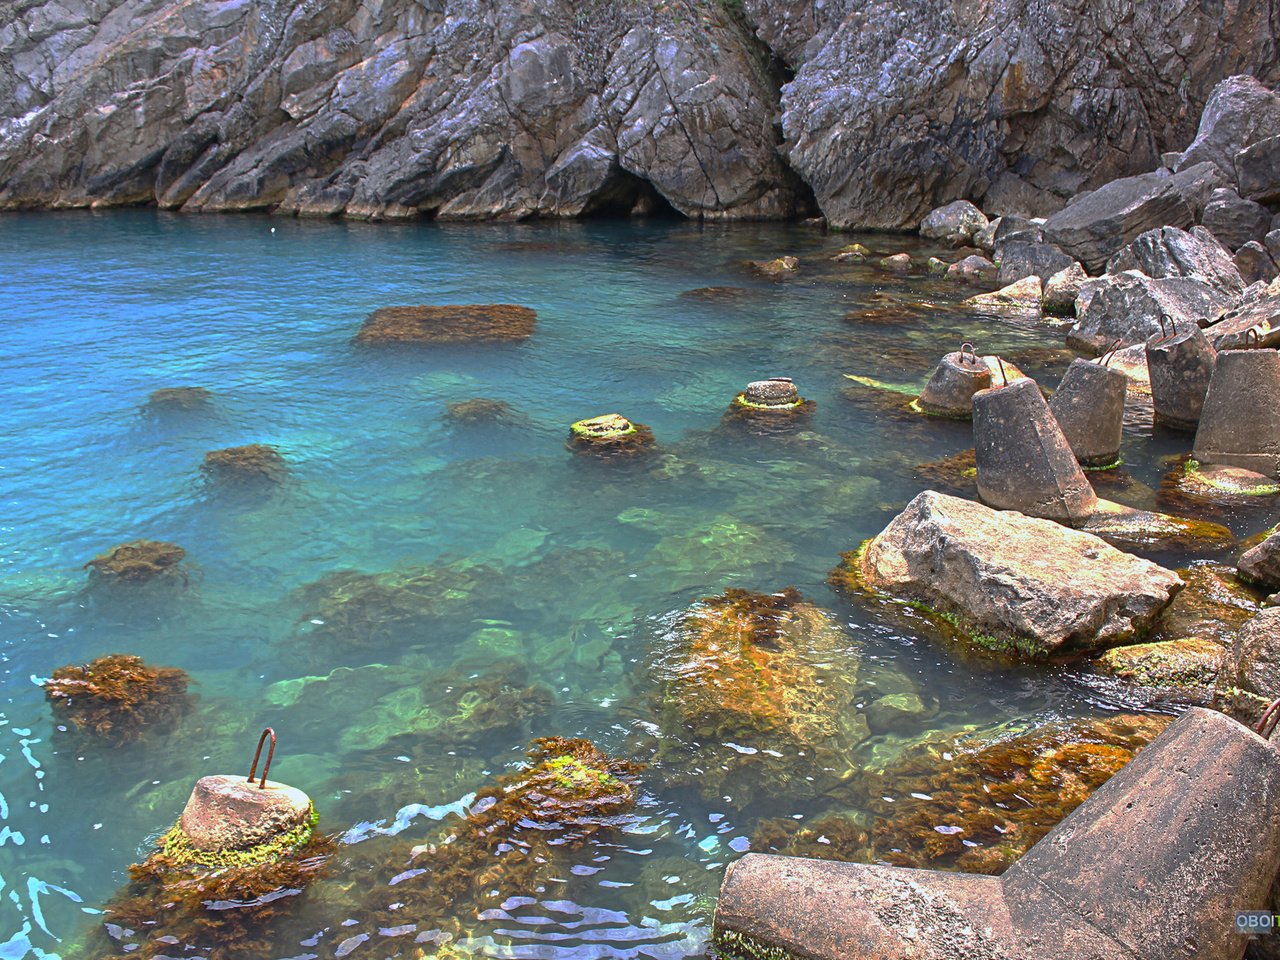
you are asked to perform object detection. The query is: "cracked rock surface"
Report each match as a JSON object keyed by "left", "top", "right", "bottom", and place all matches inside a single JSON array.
[{"left": 1, "top": 0, "right": 1278, "bottom": 226}]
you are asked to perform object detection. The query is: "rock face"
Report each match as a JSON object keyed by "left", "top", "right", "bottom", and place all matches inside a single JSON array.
[
  {"left": 1069, "top": 271, "right": 1235, "bottom": 353},
  {"left": 1224, "top": 608, "right": 1280, "bottom": 706},
  {"left": 852, "top": 491, "right": 1183, "bottom": 658},
  {"left": 1106, "top": 226, "right": 1244, "bottom": 295},
  {"left": 1201, "top": 188, "right": 1272, "bottom": 251},
  {"left": 1177, "top": 75, "right": 1280, "bottom": 180},
  {"left": 3, "top": 1, "right": 1278, "bottom": 226},
  {"left": 0, "top": 0, "right": 802, "bottom": 219}
]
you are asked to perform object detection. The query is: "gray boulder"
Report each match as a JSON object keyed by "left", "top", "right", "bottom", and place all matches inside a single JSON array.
[
  {"left": 1177, "top": 75, "right": 1280, "bottom": 181},
  {"left": 919, "top": 200, "right": 988, "bottom": 244},
  {"left": 996, "top": 240, "right": 1076, "bottom": 287},
  {"left": 854, "top": 490, "right": 1183, "bottom": 659},
  {"left": 772, "top": 5, "right": 1280, "bottom": 229},
  {"left": 1167, "top": 161, "right": 1229, "bottom": 219},
  {"left": 945, "top": 254, "right": 998, "bottom": 284},
  {"left": 994, "top": 215, "right": 1045, "bottom": 246},
  {"left": 1106, "top": 226, "right": 1244, "bottom": 295},
  {"left": 1236, "top": 134, "right": 1280, "bottom": 203},
  {"left": 1042, "top": 263, "right": 1088, "bottom": 317},
  {"left": 1069, "top": 271, "right": 1237, "bottom": 353},
  {"left": 1043, "top": 172, "right": 1195, "bottom": 272},
  {"left": 1269, "top": 229, "right": 1280, "bottom": 264},
  {"left": 973, "top": 217, "right": 1001, "bottom": 253},
  {"left": 1207, "top": 284, "right": 1280, "bottom": 349},
  {"left": 1224, "top": 608, "right": 1280, "bottom": 705},
  {"left": 1240, "top": 532, "right": 1280, "bottom": 591},
  {"left": 1236, "top": 242, "right": 1280, "bottom": 286},
  {"left": 1201, "top": 187, "right": 1272, "bottom": 251}
]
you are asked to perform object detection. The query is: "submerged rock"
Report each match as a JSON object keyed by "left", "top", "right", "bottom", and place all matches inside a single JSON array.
[
  {"left": 203, "top": 444, "right": 287, "bottom": 483},
  {"left": 145, "top": 387, "right": 213, "bottom": 411},
  {"left": 444, "top": 397, "right": 514, "bottom": 423},
  {"left": 567, "top": 413, "right": 656, "bottom": 458},
  {"left": 680, "top": 286, "right": 750, "bottom": 303},
  {"left": 753, "top": 713, "right": 1169, "bottom": 875},
  {"left": 85, "top": 540, "right": 188, "bottom": 585},
  {"left": 835, "top": 491, "right": 1184, "bottom": 659},
  {"left": 354, "top": 304, "right": 536, "bottom": 344},
  {"left": 648, "top": 588, "right": 867, "bottom": 803},
  {"left": 45, "top": 654, "right": 191, "bottom": 745},
  {"left": 748, "top": 256, "right": 799, "bottom": 278},
  {"left": 878, "top": 253, "right": 913, "bottom": 274},
  {"left": 1092, "top": 638, "right": 1224, "bottom": 701}
]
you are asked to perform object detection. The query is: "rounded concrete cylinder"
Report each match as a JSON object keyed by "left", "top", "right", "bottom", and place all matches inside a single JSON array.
[
  {"left": 916, "top": 352, "right": 992, "bottom": 417},
  {"left": 1047, "top": 358, "right": 1126, "bottom": 468},
  {"left": 1146, "top": 324, "right": 1217, "bottom": 430},
  {"left": 973, "top": 377, "right": 1098, "bottom": 526},
  {"left": 1193, "top": 349, "right": 1280, "bottom": 478},
  {"left": 742, "top": 378, "right": 799, "bottom": 407},
  {"left": 180, "top": 774, "right": 312, "bottom": 852}
]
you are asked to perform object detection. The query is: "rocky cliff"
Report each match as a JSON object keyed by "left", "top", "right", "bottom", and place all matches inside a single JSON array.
[{"left": 1, "top": 0, "right": 1277, "bottom": 227}]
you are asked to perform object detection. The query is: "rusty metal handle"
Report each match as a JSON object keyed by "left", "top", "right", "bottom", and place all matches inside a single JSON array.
[
  {"left": 247, "top": 728, "right": 276, "bottom": 789},
  {"left": 960, "top": 342, "right": 979, "bottom": 367},
  {"left": 996, "top": 356, "right": 1008, "bottom": 387},
  {"left": 1256, "top": 700, "right": 1280, "bottom": 740},
  {"left": 1156, "top": 313, "right": 1173, "bottom": 343},
  {"left": 1245, "top": 327, "right": 1262, "bottom": 349},
  {"left": 1101, "top": 339, "right": 1123, "bottom": 367}
]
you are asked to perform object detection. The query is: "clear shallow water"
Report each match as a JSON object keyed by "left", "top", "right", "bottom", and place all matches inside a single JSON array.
[{"left": 0, "top": 211, "right": 1266, "bottom": 959}]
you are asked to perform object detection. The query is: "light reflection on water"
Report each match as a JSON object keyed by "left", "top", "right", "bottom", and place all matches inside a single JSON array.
[{"left": 0, "top": 211, "right": 1259, "bottom": 959}]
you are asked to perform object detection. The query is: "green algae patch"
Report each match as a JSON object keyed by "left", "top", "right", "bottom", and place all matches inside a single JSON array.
[
  {"left": 159, "top": 805, "right": 318, "bottom": 870},
  {"left": 715, "top": 928, "right": 803, "bottom": 960},
  {"left": 1179, "top": 459, "right": 1280, "bottom": 497},
  {"left": 843, "top": 373, "right": 924, "bottom": 396}
]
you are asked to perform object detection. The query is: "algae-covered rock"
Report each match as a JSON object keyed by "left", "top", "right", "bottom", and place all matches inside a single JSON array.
[
  {"left": 203, "top": 444, "right": 287, "bottom": 483},
  {"left": 1092, "top": 638, "right": 1223, "bottom": 700},
  {"left": 1079, "top": 498, "right": 1235, "bottom": 553},
  {"left": 445, "top": 398, "right": 515, "bottom": 423},
  {"left": 680, "top": 286, "right": 750, "bottom": 303},
  {"left": 145, "top": 387, "right": 213, "bottom": 411},
  {"left": 354, "top": 304, "right": 536, "bottom": 344},
  {"left": 85, "top": 540, "right": 188, "bottom": 585},
  {"left": 648, "top": 588, "right": 867, "bottom": 803},
  {"left": 1222, "top": 608, "right": 1280, "bottom": 722},
  {"left": 45, "top": 654, "right": 192, "bottom": 745},
  {"left": 1170, "top": 459, "right": 1280, "bottom": 501},
  {"left": 752, "top": 713, "right": 1169, "bottom": 875},
  {"left": 567, "top": 414, "right": 656, "bottom": 458},
  {"left": 1148, "top": 563, "right": 1263, "bottom": 648},
  {"left": 837, "top": 491, "right": 1184, "bottom": 659},
  {"left": 747, "top": 256, "right": 799, "bottom": 278}
]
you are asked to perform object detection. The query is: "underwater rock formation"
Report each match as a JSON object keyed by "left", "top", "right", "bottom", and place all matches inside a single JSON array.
[
  {"left": 202, "top": 443, "right": 287, "bottom": 482},
  {"left": 444, "top": 397, "right": 515, "bottom": 423},
  {"left": 332, "top": 737, "right": 642, "bottom": 947},
  {"left": 354, "top": 304, "right": 536, "bottom": 344},
  {"left": 752, "top": 713, "right": 1170, "bottom": 875},
  {"left": 44, "top": 654, "right": 191, "bottom": 744},
  {"left": 84, "top": 540, "right": 188, "bottom": 585},
  {"left": 144, "top": 386, "right": 213, "bottom": 411},
  {"left": 647, "top": 588, "right": 867, "bottom": 804}
]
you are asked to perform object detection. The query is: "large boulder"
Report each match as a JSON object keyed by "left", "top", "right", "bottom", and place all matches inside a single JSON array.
[
  {"left": 1068, "top": 271, "right": 1236, "bottom": 353},
  {"left": 1042, "top": 172, "right": 1195, "bottom": 272},
  {"left": 995, "top": 240, "right": 1075, "bottom": 287},
  {"left": 1201, "top": 187, "right": 1272, "bottom": 251},
  {"left": 1204, "top": 281, "right": 1280, "bottom": 349},
  {"left": 1236, "top": 242, "right": 1280, "bottom": 286},
  {"left": 770, "top": 4, "right": 1280, "bottom": 229},
  {"left": 1237, "top": 134, "right": 1280, "bottom": 203},
  {"left": 844, "top": 491, "right": 1184, "bottom": 659},
  {"left": 1223, "top": 608, "right": 1280, "bottom": 707},
  {"left": 1177, "top": 75, "right": 1280, "bottom": 181},
  {"left": 1105, "top": 226, "right": 1244, "bottom": 295},
  {"left": 1240, "top": 531, "right": 1280, "bottom": 591},
  {"left": 919, "top": 200, "right": 988, "bottom": 244},
  {"left": 1042, "top": 263, "right": 1088, "bottom": 316}
]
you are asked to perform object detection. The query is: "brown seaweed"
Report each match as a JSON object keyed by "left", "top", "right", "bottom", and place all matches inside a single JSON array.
[
  {"left": 145, "top": 387, "right": 212, "bottom": 411},
  {"left": 203, "top": 444, "right": 287, "bottom": 483},
  {"left": 45, "top": 654, "right": 192, "bottom": 744},
  {"left": 445, "top": 398, "right": 514, "bottom": 423},
  {"left": 354, "top": 304, "right": 537, "bottom": 344},
  {"left": 85, "top": 540, "right": 188, "bottom": 585}
]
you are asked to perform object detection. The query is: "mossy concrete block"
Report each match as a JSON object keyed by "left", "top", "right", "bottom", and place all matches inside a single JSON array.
[{"left": 179, "top": 775, "right": 313, "bottom": 854}]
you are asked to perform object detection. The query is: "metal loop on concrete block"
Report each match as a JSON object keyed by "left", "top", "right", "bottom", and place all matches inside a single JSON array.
[{"left": 247, "top": 727, "right": 276, "bottom": 789}]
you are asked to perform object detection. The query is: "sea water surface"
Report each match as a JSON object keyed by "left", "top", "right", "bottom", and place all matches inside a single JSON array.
[{"left": 0, "top": 211, "right": 1254, "bottom": 959}]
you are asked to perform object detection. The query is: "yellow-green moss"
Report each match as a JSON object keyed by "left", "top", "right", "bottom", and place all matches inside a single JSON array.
[{"left": 159, "top": 806, "right": 318, "bottom": 870}]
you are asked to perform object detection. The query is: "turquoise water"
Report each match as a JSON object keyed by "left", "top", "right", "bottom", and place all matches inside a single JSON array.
[{"left": 0, "top": 212, "right": 1257, "bottom": 959}]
